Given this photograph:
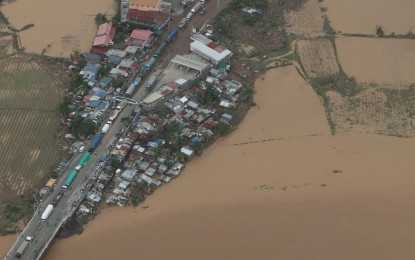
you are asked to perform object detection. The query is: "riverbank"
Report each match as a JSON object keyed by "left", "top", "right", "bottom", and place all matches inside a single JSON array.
[{"left": 40, "top": 66, "right": 415, "bottom": 259}]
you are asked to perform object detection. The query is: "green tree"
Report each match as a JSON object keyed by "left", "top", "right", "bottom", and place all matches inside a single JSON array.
[
  {"left": 198, "top": 85, "right": 220, "bottom": 105},
  {"left": 215, "top": 121, "right": 231, "bottom": 135},
  {"left": 59, "top": 96, "right": 72, "bottom": 116},
  {"left": 79, "top": 118, "right": 97, "bottom": 137},
  {"left": 70, "top": 74, "right": 84, "bottom": 89},
  {"left": 95, "top": 13, "right": 108, "bottom": 25},
  {"left": 376, "top": 25, "right": 384, "bottom": 37}
]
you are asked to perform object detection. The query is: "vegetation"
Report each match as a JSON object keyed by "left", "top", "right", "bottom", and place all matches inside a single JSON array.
[
  {"left": 376, "top": 25, "right": 384, "bottom": 37},
  {"left": 71, "top": 115, "right": 97, "bottom": 137},
  {"left": 59, "top": 96, "right": 72, "bottom": 116},
  {"left": 197, "top": 85, "right": 220, "bottom": 105},
  {"left": 215, "top": 121, "right": 231, "bottom": 135},
  {"left": 95, "top": 13, "right": 108, "bottom": 25},
  {"left": 0, "top": 202, "right": 24, "bottom": 235}
]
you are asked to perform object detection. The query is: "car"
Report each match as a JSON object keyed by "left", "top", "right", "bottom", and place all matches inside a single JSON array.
[{"left": 200, "top": 8, "right": 206, "bottom": 15}]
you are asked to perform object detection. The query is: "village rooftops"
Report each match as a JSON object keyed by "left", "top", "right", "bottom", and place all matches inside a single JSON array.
[{"left": 130, "top": 29, "right": 153, "bottom": 41}]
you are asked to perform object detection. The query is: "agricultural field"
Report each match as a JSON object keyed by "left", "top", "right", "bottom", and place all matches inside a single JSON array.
[
  {"left": 336, "top": 36, "right": 415, "bottom": 85},
  {"left": 285, "top": 0, "right": 324, "bottom": 35},
  {"left": 328, "top": 87, "right": 415, "bottom": 137},
  {"left": 322, "top": 0, "right": 415, "bottom": 35},
  {"left": 296, "top": 38, "right": 339, "bottom": 78},
  {"left": 0, "top": 56, "right": 62, "bottom": 201}
]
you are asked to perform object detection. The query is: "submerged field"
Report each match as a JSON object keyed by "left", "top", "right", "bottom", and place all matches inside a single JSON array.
[{"left": 0, "top": 56, "right": 62, "bottom": 200}]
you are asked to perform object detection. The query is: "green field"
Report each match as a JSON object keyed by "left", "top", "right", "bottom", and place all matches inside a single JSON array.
[{"left": 0, "top": 56, "right": 62, "bottom": 201}]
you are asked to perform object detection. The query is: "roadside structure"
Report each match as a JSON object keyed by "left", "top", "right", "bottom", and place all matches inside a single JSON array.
[{"left": 92, "top": 22, "right": 116, "bottom": 55}]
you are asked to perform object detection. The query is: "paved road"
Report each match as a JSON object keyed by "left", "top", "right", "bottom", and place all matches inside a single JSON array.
[{"left": 5, "top": 1, "right": 231, "bottom": 259}]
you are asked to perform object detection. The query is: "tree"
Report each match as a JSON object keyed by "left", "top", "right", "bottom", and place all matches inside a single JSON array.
[
  {"left": 376, "top": 25, "right": 384, "bottom": 37},
  {"left": 59, "top": 96, "right": 72, "bottom": 116},
  {"left": 215, "top": 121, "right": 231, "bottom": 135},
  {"left": 70, "top": 75, "right": 84, "bottom": 89},
  {"left": 95, "top": 13, "right": 108, "bottom": 25},
  {"left": 198, "top": 85, "right": 220, "bottom": 105},
  {"left": 79, "top": 118, "right": 97, "bottom": 137}
]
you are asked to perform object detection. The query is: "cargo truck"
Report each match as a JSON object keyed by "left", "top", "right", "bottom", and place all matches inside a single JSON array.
[
  {"left": 145, "top": 74, "right": 159, "bottom": 90},
  {"left": 75, "top": 151, "right": 91, "bottom": 170},
  {"left": 145, "top": 57, "right": 156, "bottom": 70},
  {"left": 15, "top": 239, "right": 31, "bottom": 258},
  {"left": 52, "top": 190, "right": 65, "bottom": 206},
  {"left": 41, "top": 204, "right": 54, "bottom": 222},
  {"left": 178, "top": 17, "right": 187, "bottom": 28},
  {"left": 63, "top": 170, "right": 78, "bottom": 189},
  {"left": 166, "top": 28, "right": 179, "bottom": 42},
  {"left": 191, "top": 2, "right": 202, "bottom": 13},
  {"left": 89, "top": 134, "right": 104, "bottom": 152},
  {"left": 101, "top": 121, "right": 111, "bottom": 134}
]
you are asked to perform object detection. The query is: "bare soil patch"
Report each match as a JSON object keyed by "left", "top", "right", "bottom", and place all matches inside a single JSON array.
[
  {"left": 296, "top": 38, "right": 339, "bottom": 77},
  {"left": 285, "top": 0, "right": 324, "bottom": 35}
]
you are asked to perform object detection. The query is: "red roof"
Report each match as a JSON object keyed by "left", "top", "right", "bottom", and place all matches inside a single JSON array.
[
  {"left": 93, "top": 35, "right": 112, "bottom": 46},
  {"left": 208, "top": 42, "right": 219, "bottom": 49},
  {"left": 127, "top": 9, "right": 170, "bottom": 24},
  {"left": 130, "top": 29, "right": 153, "bottom": 41},
  {"left": 97, "top": 23, "right": 112, "bottom": 36},
  {"left": 91, "top": 46, "right": 107, "bottom": 55},
  {"left": 167, "top": 82, "right": 180, "bottom": 89}
]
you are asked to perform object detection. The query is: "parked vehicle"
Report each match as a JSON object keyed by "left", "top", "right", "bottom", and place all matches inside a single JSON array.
[
  {"left": 178, "top": 17, "right": 188, "bottom": 28},
  {"left": 154, "top": 42, "right": 167, "bottom": 58},
  {"left": 15, "top": 240, "right": 30, "bottom": 258},
  {"left": 75, "top": 152, "right": 91, "bottom": 170},
  {"left": 145, "top": 74, "right": 159, "bottom": 90},
  {"left": 166, "top": 28, "right": 179, "bottom": 42},
  {"left": 101, "top": 122, "right": 111, "bottom": 134},
  {"left": 200, "top": 7, "right": 206, "bottom": 15},
  {"left": 89, "top": 134, "right": 104, "bottom": 152},
  {"left": 186, "top": 11, "right": 193, "bottom": 20},
  {"left": 191, "top": 2, "right": 202, "bottom": 13},
  {"left": 52, "top": 190, "right": 65, "bottom": 206},
  {"left": 41, "top": 204, "right": 54, "bottom": 222},
  {"left": 145, "top": 57, "right": 156, "bottom": 70},
  {"left": 63, "top": 170, "right": 78, "bottom": 189}
]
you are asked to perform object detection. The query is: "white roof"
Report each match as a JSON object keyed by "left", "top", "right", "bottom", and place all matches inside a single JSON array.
[
  {"left": 175, "top": 78, "right": 187, "bottom": 85},
  {"left": 179, "top": 96, "right": 189, "bottom": 104},
  {"left": 190, "top": 41, "right": 232, "bottom": 64},
  {"left": 181, "top": 147, "right": 194, "bottom": 156}
]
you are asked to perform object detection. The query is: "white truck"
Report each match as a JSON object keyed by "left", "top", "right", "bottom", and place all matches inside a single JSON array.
[
  {"left": 101, "top": 121, "right": 111, "bottom": 134},
  {"left": 191, "top": 2, "right": 202, "bottom": 13},
  {"left": 41, "top": 204, "right": 54, "bottom": 222}
]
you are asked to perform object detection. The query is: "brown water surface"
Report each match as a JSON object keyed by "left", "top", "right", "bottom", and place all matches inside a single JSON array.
[
  {"left": 1, "top": 0, "right": 116, "bottom": 57},
  {"left": 39, "top": 67, "right": 415, "bottom": 259}
]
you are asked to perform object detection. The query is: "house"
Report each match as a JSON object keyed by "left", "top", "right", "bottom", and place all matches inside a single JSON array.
[
  {"left": 92, "top": 22, "right": 116, "bottom": 55},
  {"left": 127, "top": 0, "right": 170, "bottom": 30},
  {"left": 125, "top": 45, "right": 140, "bottom": 54},
  {"left": 180, "top": 146, "right": 194, "bottom": 157},
  {"left": 126, "top": 29, "right": 154, "bottom": 47},
  {"left": 110, "top": 68, "right": 128, "bottom": 78},
  {"left": 118, "top": 58, "right": 138, "bottom": 71},
  {"left": 79, "top": 65, "right": 99, "bottom": 80},
  {"left": 219, "top": 100, "right": 235, "bottom": 108},
  {"left": 100, "top": 76, "right": 113, "bottom": 88},
  {"left": 121, "top": 169, "right": 137, "bottom": 182},
  {"left": 107, "top": 55, "right": 123, "bottom": 64},
  {"left": 220, "top": 113, "right": 233, "bottom": 124},
  {"left": 84, "top": 53, "right": 102, "bottom": 64}
]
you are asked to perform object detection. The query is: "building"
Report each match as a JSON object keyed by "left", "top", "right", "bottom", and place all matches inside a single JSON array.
[
  {"left": 190, "top": 41, "right": 232, "bottom": 65},
  {"left": 80, "top": 65, "right": 99, "bottom": 80},
  {"left": 92, "top": 22, "right": 116, "bottom": 55},
  {"left": 126, "top": 29, "right": 154, "bottom": 47},
  {"left": 127, "top": 0, "right": 170, "bottom": 30}
]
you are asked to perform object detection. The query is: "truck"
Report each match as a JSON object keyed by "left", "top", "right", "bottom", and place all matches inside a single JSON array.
[
  {"left": 52, "top": 190, "right": 65, "bottom": 206},
  {"left": 89, "top": 133, "right": 104, "bottom": 152},
  {"left": 145, "top": 57, "right": 156, "bottom": 70},
  {"left": 154, "top": 42, "right": 167, "bottom": 58},
  {"left": 101, "top": 122, "right": 111, "bottom": 134},
  {"left": 41, "top": 204, "right": 54, "bottom": 222},
  {"left": 76, "top": 152, "right": 91, "bottom": 170},
  {"left": 191, "top": 2, "right": 202, "bottom": 13},
  {"left": 63, "top": 170, "right": 78, "bottom": 189},
  {"left": 15, "top": 240, "right": 30, "bottom": 258},
  {"left": 166, "top": 27, "right": 179, "bottom": 42},
  {"left": 178, "top": 17, "right": 188, "bottom": 28},
  {"left": 145, "top": 74, "right": 159, "bottom": 90},
  {"left": 186, "top": 11, "right": 193, "bottom": 20}
]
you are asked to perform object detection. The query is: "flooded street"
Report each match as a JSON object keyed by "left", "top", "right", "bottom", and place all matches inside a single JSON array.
[
  {"left": 43, "top": 67, "right": 415, "bottom": 259},
  {"left": 1, "top": 0, "right": 116, "bottom": 57}
]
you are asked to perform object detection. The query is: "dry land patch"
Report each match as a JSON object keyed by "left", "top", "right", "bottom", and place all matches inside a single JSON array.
[
  {"left": 285, "top": 0, "right": 324, "bottom": 35},
  {"left": 0, "top": 56, "right": 62, "bottom": 201}
]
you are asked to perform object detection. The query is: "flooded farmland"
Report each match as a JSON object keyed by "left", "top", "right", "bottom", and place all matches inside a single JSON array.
[
  {"left": 0, "top": 0, "right": 116, "bottom": 57},
  {"left": 322, "top": 0, "right": 415, "bottom": 35}
]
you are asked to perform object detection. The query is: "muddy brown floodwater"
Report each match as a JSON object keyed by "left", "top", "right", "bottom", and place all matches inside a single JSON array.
[
  {"left": 36, "top": 66, "right": 415, "bottom": 259},
  {"left": 1, "top": 0, "right": 116, "bottom": 57},
  {"left": 322, "top": 0, "right": 415, "bottom": 35}
]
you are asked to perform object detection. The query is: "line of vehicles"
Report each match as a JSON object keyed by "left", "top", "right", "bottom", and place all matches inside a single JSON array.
[
  {"left": 15, "top": 115, "right": 111, "bottom": 258},
  {"left": 180, "top": 0, "right": 206, "bottom": 28}
]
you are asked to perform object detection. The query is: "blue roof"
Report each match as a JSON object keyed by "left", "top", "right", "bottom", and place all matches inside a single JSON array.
[
  {"left": 108, "top": 55, "right": 123, "bottom": 64},
  {"left": 92, "top": 87, "right": 107, "bottom": 98},
  {"left": 89, "top": 76, "right": 99, "bottom": 84},
  {"left": 86, "top": 100, "right": 101, "bottom": 108},
  {"left": 84, "top": 53, "right": 102, "bottom": 62},
  {"left": 82, "top": 65, "right": 99, "bottom": 74}
]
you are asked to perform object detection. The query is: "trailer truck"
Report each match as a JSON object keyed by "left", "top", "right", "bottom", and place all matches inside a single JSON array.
[
  {"left": 191, "top": 2, "right": 202, "bottom": 13},
  {"left": 166, "top": 28, "right": 179, "bottom": 42},
  {"left": 101, "top": 122, "right": 111, "bottom": 134},
  {"left": 41, "top": 204, "right": 54, "bottom": 222},
  {"left": 63, "top": 170, "right": 78, "bottom": 189},
  {"left": 89, "top": 133, "right": 104, "bottom": 152},
  {"left": 145, "top": 74, "right": 159, "bottom": 90},
  {"left": 15, "top": 240, "right": 30, "bottom": 258}
]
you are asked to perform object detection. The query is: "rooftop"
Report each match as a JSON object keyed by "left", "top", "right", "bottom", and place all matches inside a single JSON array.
[
  {"left": 171, "top": 55, "right": 210, "bottom": 72},
  {"left": 130, "top": 29, "right": 153, "bottom": 41},
  {"left": 129, "top": 0, "right": 162, "bottom": 11}
]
